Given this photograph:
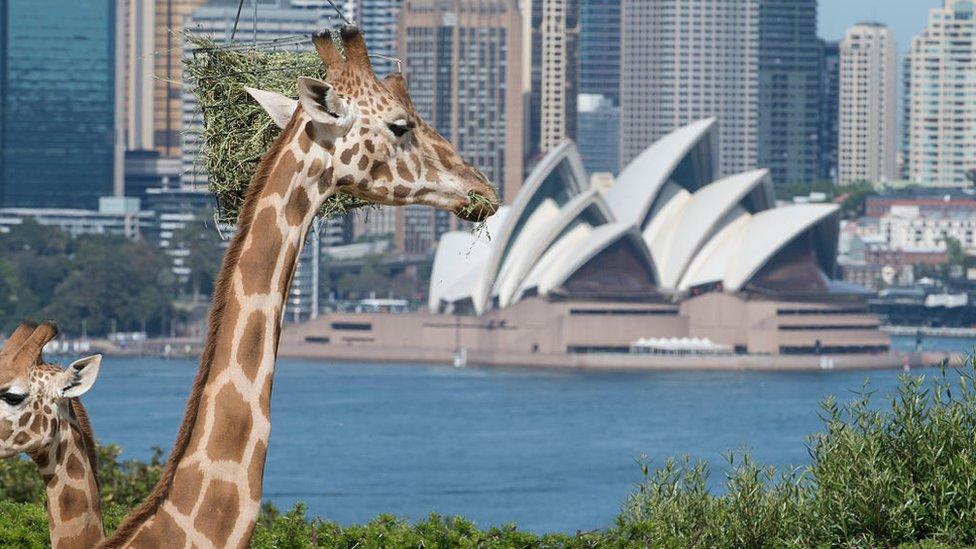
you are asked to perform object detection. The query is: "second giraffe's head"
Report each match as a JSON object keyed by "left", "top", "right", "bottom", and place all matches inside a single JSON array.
[
  {"left": 246, "top": 25, "right": 499, "bottom": 222},
  {"left": 0, "top": 321, "right": 101, "bottom": 459}
]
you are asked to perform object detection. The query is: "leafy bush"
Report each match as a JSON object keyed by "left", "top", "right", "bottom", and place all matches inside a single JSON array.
[
  {"left": 0, "top": 443, "right": 163, "bottom": 507},
  {"left": 2, "top": 365, "right": 976, "bottom": 547},
  {"left": 617, "top": 366, "right": 976, "bottom": 547}
]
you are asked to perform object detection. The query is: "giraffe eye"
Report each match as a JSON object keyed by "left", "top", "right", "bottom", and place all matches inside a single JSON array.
[
  {"left": 0, "top": 392, "right": 26, "bottom": 406},
  {"left": 387, "top": 119, "right": 413, "bottom": 137}
]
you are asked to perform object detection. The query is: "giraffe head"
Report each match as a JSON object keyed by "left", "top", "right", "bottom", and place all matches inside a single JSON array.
[
  {"left": 245, "top": 25, "right": 499, "bottom": 222},
  {"left": 0, "top": 321, "right": 101, "bottom": 459}
]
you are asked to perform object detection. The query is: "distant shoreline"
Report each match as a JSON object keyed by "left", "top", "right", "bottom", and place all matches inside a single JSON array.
[{"left": 50, "top": 333, "right": 968, "bottom": 372}]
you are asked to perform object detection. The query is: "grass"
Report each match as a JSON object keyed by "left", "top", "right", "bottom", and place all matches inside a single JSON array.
[
  {"left": 183, "top": 34, "right": 370, "bottom": 224},
  {"left": 3, "top": 362, "right": 976, "bottom": 546}
]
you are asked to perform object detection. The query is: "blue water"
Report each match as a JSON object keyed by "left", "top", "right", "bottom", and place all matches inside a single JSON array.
[{"left": 75, "top": 347, "right": 966, "bottom": 534}]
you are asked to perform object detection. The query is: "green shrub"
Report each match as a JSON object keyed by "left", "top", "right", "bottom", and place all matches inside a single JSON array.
[
  {"left": 616, "top": 365, "right": 976, "bottom": 547},
  {"left": 0, "top": 443, "right": 164, "bottom": 507}
]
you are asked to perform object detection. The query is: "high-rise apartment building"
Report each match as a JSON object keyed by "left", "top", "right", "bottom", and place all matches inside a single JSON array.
[
  {"left": 0, "top": 0, "right": 123, "bottom": 209},
  {"left": 757, "top": 0, "right": 820, "bottom": 186},
  {"left": 523, "top": 0, "right": 579, "bottom": 167},
  {"left": 397, "top": 0, "right": 524, "bottom": 253},
  {"left": 620, "top": 0, "right": 758, "bottom": 176},
  {"left": 838, "top": 23, "right": 897, "bottom": 185},
  {"left": 818, "top": 40, "right": 840, "bottom": 182},
  {"left": 904, "top": 0, "right": 976, "bottom": 187}
]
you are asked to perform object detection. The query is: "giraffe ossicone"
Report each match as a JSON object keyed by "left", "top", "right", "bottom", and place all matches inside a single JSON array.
[{"left": 0, "top": 321, "right": 104, "bottom": 549}]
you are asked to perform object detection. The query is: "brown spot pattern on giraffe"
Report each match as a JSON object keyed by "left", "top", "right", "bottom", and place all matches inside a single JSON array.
[
  {"left": 308, "top": 158, "right": 323, "bottom": 178},
  {"left": 318, "top": 166, "right": 334, "bottom": 194},
  {"left": 285, "top": 188, "right": 312, "bottom": 226},
  {"left": 396, "top": 159, "right": 415, "bottom": 182},
  {"left": 239, "top": 207, "right": 283, "bottom": 295},
  {"left": 210, "top": 296, "right": 243, "bottom": 376},
  {"left": 297, "top": 127, "right": 312, "bottom": 154},
  {"left": 170, "top": 464, "right": 205, "bottom": 515},
  {"left": 370, "top": 161, "right": 393, "bottom": 182},
  {"left": 339, "top": 143, "right": 359, "bottom": 165},
  {"left": 266, "top": 151, "right": 301, "bottom": 198},
  {"left": 58, "top": 485, "right": 88, "bottom": 521},
  {"left": 130, "top": 508, "right": 187, "bottom": 547},
  {"left": 393, "top": 185, "right": 411, "bottom": 199},
  {"left": 237, "top": 311, "right": 267, "bottom": 382},
  {"left": 65, "top": 453, "right": 85, "bottom": 479},
  {"left": 248, "top": 439, "right": 268, "bottom": 498},
  {"left": 194, "top": 478, "right": 241, "bottom": 544},
  {"left": 206, "top": 384, "right": 253, "bottom": 463}
]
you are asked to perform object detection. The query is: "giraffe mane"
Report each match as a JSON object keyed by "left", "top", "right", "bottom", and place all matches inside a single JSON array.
[
  {"left": 103, "top": 110, "right": 306, "bottom": 547},
  {"left": 68, "top": 397, "right": 100, "bottom": 491}
]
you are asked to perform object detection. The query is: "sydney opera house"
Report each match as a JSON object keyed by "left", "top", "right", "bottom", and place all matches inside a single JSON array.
[{"left": 284, "top": 120, "right": 895, "bottom": 368}]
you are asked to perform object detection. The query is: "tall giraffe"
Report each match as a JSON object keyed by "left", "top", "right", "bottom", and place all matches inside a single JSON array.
[
  {"left": 103, "top": 26, "right": 497, "bottom": 548},
  {"left": 0, "top": 321, "right": 104, "bottom": 548}
]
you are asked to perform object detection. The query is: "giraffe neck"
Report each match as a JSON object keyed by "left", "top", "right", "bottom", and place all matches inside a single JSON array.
[
  {"left": 103, "top": 112, "right": 334, "bottom": 548},
  {"left": 30, "top": 399, "right": 103, "bottom": 549}
]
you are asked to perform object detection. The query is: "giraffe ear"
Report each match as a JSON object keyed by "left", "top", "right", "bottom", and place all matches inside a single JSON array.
[
  {"left": 297, "top": 77, "right": 353, "bottom": 133},
  {"left": 59, "top": 355, "right": 101, "bottom": 398},
  {"left": 244, "top": 87, "right": 298, "bottom": 129}
]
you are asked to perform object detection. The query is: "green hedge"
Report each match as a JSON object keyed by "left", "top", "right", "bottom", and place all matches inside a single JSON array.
[{"left": 2, "top": 364, "right": 975, "bottom": 547}]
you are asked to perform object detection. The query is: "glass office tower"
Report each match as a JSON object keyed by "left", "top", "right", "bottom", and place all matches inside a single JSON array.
[{"left": 0, "top": 0, "right": 118, "bottom": 209}]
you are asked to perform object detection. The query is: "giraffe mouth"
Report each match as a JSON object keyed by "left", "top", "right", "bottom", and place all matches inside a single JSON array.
[{"left": 455, "top": 191, "right": 499, "bottom": 222}]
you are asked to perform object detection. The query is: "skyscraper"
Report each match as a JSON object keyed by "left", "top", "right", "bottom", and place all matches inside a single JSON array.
[
  {"left": 904, "top": 0, "right": 976, "bottom": 187},
  {"left": 397, "top": 0, "right": 524, "bottom": 253},
  {"left": 122, "top": 0, "right": 155, "bottom": 151},
  {"left": 575, "top": 0, "right": 619, "bottom": 176},
  {"left": 838, "top": 23, "right": 897, "bottom": 185},
  {"left": 1, "top": 0, "right": 123, "bottom": 209},
  {"left": 818, "top": 40, "right": 840, "bottom": 183},
  {"left": 757, "top": 0, "right": 820, "bottom": 187},
  {"left": 577, "top": 93, "right": 619, "bottom": 176},
  {"left": 154, "top": 0, "right": 209, "bottom": 158},
  {"left": 578, "top": 0, "right": 619, "bottom": 103},
  {"left": 523, "top": 0, "right": 579, "bottom": 167},
  {"left": 620, "top": 0, "right": 758, "bottom": 176},
  {"left": 354, "top": 0, "right": 403, "bottom": 77}
]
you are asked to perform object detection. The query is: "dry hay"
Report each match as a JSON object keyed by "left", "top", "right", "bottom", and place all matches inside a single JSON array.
[{"left": 183, "top": 34, "right": 369, "bottom": 224}]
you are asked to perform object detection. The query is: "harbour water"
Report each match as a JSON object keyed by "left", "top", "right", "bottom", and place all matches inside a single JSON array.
[{"left": 81, "top": 336, "right": 971, "bottom": 533}]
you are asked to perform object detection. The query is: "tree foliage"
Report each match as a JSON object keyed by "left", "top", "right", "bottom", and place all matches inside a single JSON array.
[{"left": 0, "top": 222, "right": 175, "bottom": 336}]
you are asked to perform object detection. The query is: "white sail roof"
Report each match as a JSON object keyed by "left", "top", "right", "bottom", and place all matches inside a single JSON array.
[
  {"left": 605, "top": 118, "right": 716, "bottom": 227},
  {"left": 493, "top": 189, "right": 613, "bottom": 308},
  {"left": 470, "top": 140, "right": 588, "bottom": 314},
  {"left": 428, "top": 118, "right": 845, "bottom": 313},
  {"left": 653, "top": 169, "right": 772, "bottom": 290}
]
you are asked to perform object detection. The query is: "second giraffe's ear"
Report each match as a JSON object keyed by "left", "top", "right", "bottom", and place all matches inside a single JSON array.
[
  {"left": 297, "top": 77, "right": 354, "bottom": 134},
  {"left": 244, "top": 87, "right": 298, "bottom": 129},
  {"left": 58, "top": 355, "right": 102, "bottom": 398}
]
